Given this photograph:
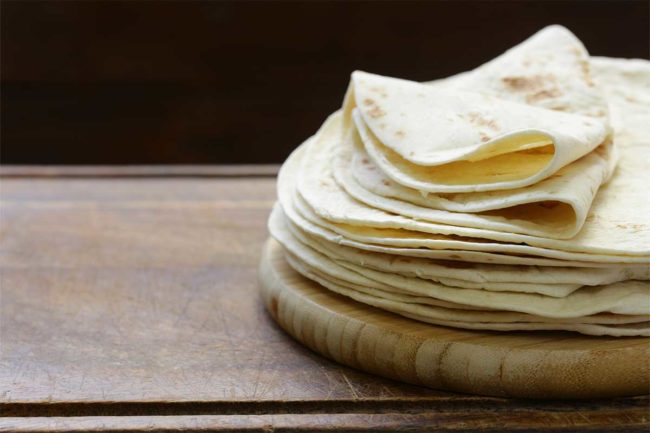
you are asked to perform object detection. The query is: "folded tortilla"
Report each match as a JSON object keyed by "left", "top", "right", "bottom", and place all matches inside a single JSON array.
[
  {"left": 340, "top": 117, "right": 614, "bottom": 239},
  {"left": 342, "top": 25, "right": 610, "bottom": 193},
  {"left": 427, "top": 25, "right": 609, "bottom": 118},
  {"left": 291, "top": 109, "right": 649, "bottom": 260}
]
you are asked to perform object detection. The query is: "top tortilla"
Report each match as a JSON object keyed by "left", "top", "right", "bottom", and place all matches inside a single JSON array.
[{"left": 342, "top": 25, "right": 611, "bottom": 193}]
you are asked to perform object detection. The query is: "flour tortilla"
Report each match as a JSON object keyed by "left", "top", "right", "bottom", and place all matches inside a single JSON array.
[
  {"left": 297, "top": 180, "right": 648, "bottom": 263},
  {"left": 267, "top": 52, "right": 650, "bottom": 336},
  {"left": 268, "top": 215, "right": 650, "bottom": 318},
  {"left": 286, "top": 251, "right": 647, "bottom": 325},
  {"left": 343, "top": 129, "right": 614, "bottom": 239},
  {"left": 591, "top": 57, "right": 650, "bottom": 146},
  {"left": 288, "top": 255, "right": 648, "bottom": 326},
  {"left": 347, "top": 77, "right": 607, "bottom": 193},
  {"left": 279, "top": 211, "right": 648, "bottom": 297},
  {"left": 294, "top": 113, "right": 649, "bottom": 261},
  {"left": 298, "top": 264, "right": 650, "bottom": 337},
  {"left": 341, "top": 27, "right": 618, "bottom": 239},
  {"left": 280, "top": 142, "right": 644, "bottom": 268},
  {"left": 426, "top": 25, "right": 609, "bottom": 119},
  {"left": 342, "top": 26, "right": 610, "bottom": 193},
  {"left": 282, "top": 253, "right": 650, "bottom": 336},
  {"left": 285, "top": 217, "right": 582, "bottom": 297}
]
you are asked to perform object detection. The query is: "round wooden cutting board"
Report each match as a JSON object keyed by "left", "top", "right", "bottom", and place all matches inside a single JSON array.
[{"left": 259, "top": 239, "right": 649, "bottom": 399}]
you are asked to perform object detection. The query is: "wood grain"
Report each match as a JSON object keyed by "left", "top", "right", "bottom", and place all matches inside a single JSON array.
[
  {"left": 1, "top": 169, "right": 648, "bottom": 431},
  {"left": 260, "top": 239, "right": 650, "bottom": 399}
]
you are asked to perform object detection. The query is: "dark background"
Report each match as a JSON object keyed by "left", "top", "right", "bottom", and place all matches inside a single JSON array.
[{"left": 2, "top": 1, "right": 649, "bottom": 165}]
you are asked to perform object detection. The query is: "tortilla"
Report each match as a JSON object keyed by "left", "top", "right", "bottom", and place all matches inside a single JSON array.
[
  {"left": 281, "top": 141, "right": 645, "bottom": 267},
  {"left": 282, "top": 253, "right": 650, "bottom": 336},
  {"left": 266, "top": 37, "right": 650, "bottom": 336},
  {"left": 280, "top": 211, "right": 648, "bottom": 297},
  {"left": 427, "top": 25, "right": 609, "bottom": 119},
  {"left": 294, "top": 114, "right": 648, "bottom": 262},
  {"left": 342, "top": 129, "right": 614, "bottom": 239},
  {"left": 269, "top": 212, "right": 650, "bottom": 319},
  {"left": 347, "top": 75, "right": 607, "bottom": 193},
  {"left": 341, "top": 25, "right": 610, "bottom": 193}
]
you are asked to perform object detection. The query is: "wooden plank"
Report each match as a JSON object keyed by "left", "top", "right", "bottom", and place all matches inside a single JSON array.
[
  {"left": 2, "top": 410, "right": 649, "bottom": 433},
  {"left": 1, "top": 175, "right": 647, "bottom": 430},
  {"left": 0, "top": 177, "right": 440, "bottom": 404},
  {"left": 0, "top": 165, "right": 280, "bottom": 178}
]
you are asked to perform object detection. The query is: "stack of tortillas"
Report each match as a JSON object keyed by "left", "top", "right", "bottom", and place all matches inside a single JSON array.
[{"left": 267, "top": 25, "right": 650, "bottom": 337}]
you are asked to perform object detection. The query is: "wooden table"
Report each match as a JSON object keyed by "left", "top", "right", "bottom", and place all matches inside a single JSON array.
[{"left": 1, "top": 166, "right": 648, "bottom": 432}]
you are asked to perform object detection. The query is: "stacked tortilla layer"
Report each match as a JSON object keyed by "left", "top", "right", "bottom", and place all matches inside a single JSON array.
[{"left": 268, "top": 26, "right": 650, "bottom": 337}]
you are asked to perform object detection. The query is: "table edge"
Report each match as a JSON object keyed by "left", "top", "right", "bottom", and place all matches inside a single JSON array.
[{"left": 0, "top": 165, "right": 280, "bottom": 178}]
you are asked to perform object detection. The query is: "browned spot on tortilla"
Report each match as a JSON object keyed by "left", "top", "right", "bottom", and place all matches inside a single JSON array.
[
  {"left": 502, "top": 74, "right": 557, "bottom": 92},
  {"left": 368, "top": 106, "right": 386, "bottom": 118},
  {"left": 449, "top": 254, "right": 461, "bottom": 260},
  {"left": 395, "top": 130, "right": 405, "bottom": 138},
  {"left": 526, "top": 88, "right": 562, "bottom": 103},
  {"left": 363, "top": 98, "right": 375, "bottom": 106},
  {"left": 361, "top": 158, "right": 369, "bottom": 164},
  {"left": 381, "top": 179, "right": 391, "bottom": 186},
  {"left": 626, "top": 95, "right": 637, "bottom": 103},
  {"left": 539, "top": 201, "right": 560, "bottom": 209},
  {"left": 578, "top": 58, "right": 594, "bottom": 86},
  {"left": 550, "top": 104, "right": 570, "bottom": 112},
  {"left": 479, "top": 132, "right": 491, "bottom": 142},
  {"left": 616, "top": 223, "right": 644, "bottom": 230},
  {"left": 467, "top": 112, "right": 500, "bottom": 131}
]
